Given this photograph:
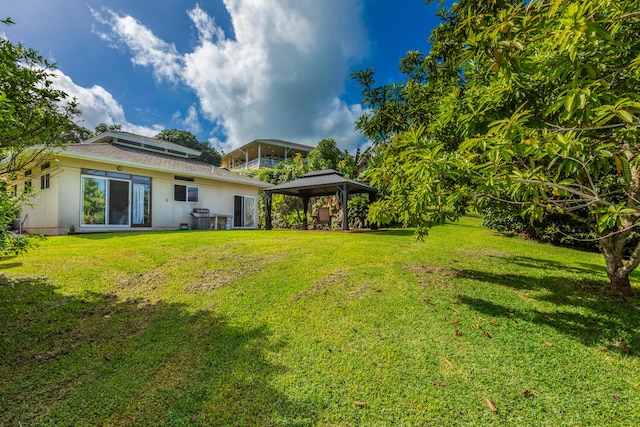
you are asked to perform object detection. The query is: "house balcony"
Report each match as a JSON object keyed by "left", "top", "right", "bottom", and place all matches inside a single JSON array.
[
  {"left": 233, "top": 157, "right": 281, "bottom": 170},
  {"left": 221, "top": 139, "right": 315, "bottom": 171}
]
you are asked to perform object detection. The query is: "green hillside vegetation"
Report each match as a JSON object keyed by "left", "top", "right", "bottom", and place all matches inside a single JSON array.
[{"left": 1, "top": 216, "right": 639, "bottom": 426}]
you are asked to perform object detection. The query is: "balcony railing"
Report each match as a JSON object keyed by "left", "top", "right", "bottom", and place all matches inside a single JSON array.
[{"left": 234, "top": 158, "right": 280, "bottom": 170}]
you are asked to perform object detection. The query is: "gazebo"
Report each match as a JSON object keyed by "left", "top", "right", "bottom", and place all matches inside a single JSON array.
[{"left": 264, "top": 169, "right": 377, "bottom": 230}]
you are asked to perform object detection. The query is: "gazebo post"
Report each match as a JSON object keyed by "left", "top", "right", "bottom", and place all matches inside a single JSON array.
[
  {"left": 368, "top": 190, "right": 378, "bottom": 230},
  {"left": 302, "top": 195, "right": 310, "bottom": 230},
  {"left": 265, "top": 191, "right": 272, "bottom": 230},
  {"left": 340, "top": 184, "right": 349, "bottom": 230}
]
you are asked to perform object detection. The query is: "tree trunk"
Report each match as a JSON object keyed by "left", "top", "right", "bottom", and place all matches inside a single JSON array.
[
  {"left": 606, "top": 271, "right": 633, "bottom": 296},
  {"left": 600, "top": 234, "right": 634, "bottom": 296}
]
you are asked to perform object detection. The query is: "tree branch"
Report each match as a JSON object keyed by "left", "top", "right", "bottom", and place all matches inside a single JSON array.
[
  {"left": 617, "top": 11, "right": 640, "bottom": 20},
  {"left": 620, "top": 238, "right": 640, "bottom": 277},
  {"left": 515, "top": 179, "right": 610, "bottom": 206},
  {"left": 538, "top": 122, "right": 639, "bottom": 132}
]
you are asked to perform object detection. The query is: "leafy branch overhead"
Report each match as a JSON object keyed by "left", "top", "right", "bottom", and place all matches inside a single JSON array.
[
  {"left": 0, "top": 18, "right": 78, "bottom": 255},
  {"left": 354, "top": 0, "right": 640, "bottom": 295}
]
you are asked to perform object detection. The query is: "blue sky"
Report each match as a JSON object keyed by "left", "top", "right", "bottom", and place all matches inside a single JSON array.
[{"left": 3, "top": 1, "right": 445, "bottom": 152}]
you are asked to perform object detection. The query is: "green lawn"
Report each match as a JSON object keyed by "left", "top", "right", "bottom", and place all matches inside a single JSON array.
[{"left": 1, "top": 215, "right": 639, "bottom": 426}]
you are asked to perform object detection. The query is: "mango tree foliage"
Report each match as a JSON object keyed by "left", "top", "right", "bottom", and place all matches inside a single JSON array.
[
  {"left": 306, "top": 138, "right": 343, "bottom": 171},
  {"left": 356, "top": 1, "right": 640, "bottom": 295},
  {"left": 0, "top": 18, "right": 78, "bottom": 254},
  {"left": 154, "top": 129, "right": 222, "bottom": 166}
]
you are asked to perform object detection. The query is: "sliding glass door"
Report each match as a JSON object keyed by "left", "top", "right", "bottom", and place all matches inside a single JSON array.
[
  {"left": 108, "top": 180, "right": 130, "bottom": 225},
  {"left": 81, "top": 170, "right": 152, "bottom": 228},
  {"left": 132, "top": 178, "right": 151, "bottom": 227},
  {"left": 82, "top": 177, "right": 107, "bottom": 225},
  {"left": 234, "top": 195, "right": 256, "bottom": 228}
]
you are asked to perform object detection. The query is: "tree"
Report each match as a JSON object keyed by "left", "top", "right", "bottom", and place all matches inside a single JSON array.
[
  {"left": 61, "top": 122, "right": 91, "bottom": 144},
  {"left": 0, "top": 18, "right": 78, "bottom": 254},
  {"left": 92, "top": 123, "right": 122, "bottom": 136},
  {"left": 154, "top": 129, "right": 221, "bottom": 166},
  {"left": 339, "top": 146, "right": 372, "bottom": 179},
  {"left": 355, "top": 1, "right": 640, "bottom": 295},
  {"left": 307, "top": 138, "right": 343, "bottom": 171}
]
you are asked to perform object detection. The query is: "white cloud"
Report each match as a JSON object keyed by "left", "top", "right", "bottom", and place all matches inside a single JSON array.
[
  {"left": 172, "top": 105, "right": 202, "bottom": 135},
  {"left": 91, "top": 0, "right": 370, "bottom": 151},
  {"left": 188, "top": 4, "right": 224, "bottom": 42},
  {"left": 90, "top": 7, "right": 183, "bottom": 83},
  {"left": 52, "top": 69, "right": 162, "bottom": 136}
]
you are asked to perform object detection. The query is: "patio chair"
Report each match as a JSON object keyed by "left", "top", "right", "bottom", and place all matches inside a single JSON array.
[{"left": 315, "top": 207, "right": 332, "bottom": 229}]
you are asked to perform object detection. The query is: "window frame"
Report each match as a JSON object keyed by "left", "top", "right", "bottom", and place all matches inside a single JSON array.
[
  {"left": 233, "top": 195, "right": 256, "bottom": 228},
  {"left": 174, "top": 184, "right": 198, "bottom": 202},
  {"left": 80, "top": 169, "right": 152, "bottom": 228},
  {"left": 40, "top": 173, "right": 50, "bottom": 190}
]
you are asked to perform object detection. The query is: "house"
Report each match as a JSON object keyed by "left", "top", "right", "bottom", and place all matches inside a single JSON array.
[
  {"left": 15, "top": 131, "right": 270, "bottom": 235},
  {"left": 221, "top": 139, "right": 314, "bottom": 170}
]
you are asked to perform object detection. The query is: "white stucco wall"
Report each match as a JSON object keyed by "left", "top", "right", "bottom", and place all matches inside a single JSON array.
[{"left": 17, "top": 154, "right": 261, "bottom": 235}]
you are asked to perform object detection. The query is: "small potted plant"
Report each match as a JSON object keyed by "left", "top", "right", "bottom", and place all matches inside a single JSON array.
[{"left": 69, "top": 224, "right": 76, "bottom": 234}]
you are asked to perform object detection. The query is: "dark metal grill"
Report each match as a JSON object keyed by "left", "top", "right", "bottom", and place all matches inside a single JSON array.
[
  {"left": 191, "top": 208, "right": 213, "bottom": 218},
  {"left": 191, "top": 208, "right": 212, "bottom": 229}
]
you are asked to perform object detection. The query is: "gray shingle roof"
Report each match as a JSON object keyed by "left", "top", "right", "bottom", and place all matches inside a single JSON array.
[
  {"left": 251, "top": 139, "right": 315, "bottom": 152},
  {"left": 83, "top": 131, "right": 202, "bottom": 157},
  {"left": 58, "top": 142, "right": 270, "bottom": 188},
  {"left": 265, "top": 169, "right": 376, "bottom": 197}
]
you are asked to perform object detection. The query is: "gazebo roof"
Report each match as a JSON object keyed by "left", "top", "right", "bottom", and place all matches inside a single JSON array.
[{"left": 265, "top": 169, "right": 377, "bottom": 197}]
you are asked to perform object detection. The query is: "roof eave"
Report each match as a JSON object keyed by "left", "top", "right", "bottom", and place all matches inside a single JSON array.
[
  {"left": 52, "top": 148, "right": 271, "bottom": 188},
  {"left": 83, "top": 132, "right": 202, "bottom": 157},
  {"left": 223, "top": 139, "right": 315, "bottom": 157}
]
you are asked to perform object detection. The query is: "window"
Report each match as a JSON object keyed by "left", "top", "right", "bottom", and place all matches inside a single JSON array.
[
  {"left": 82, "top": 177, "right": 129, "bottom": 225},
  {"left": 82, "top": 177, "right": 107, "bottom": 225},
  {"left": 25, "top": 180, "right": 32, "bottom": 192},
  {"left": 25, "top": 169, "right": 32, "bottom": 176},
  {"left": 41, "top": 162, "right": 50, "bottom": 170},
  {"left": 174, "top": 184, "right": 198, "bottom": 202},
  {"left": 40, "top": 173, "right": 50, "bottom": 190},
  {"left": 132, "top": 175, "right": 152, "bottom": 227},
  {"left": 234, "top": 195, "right": 256, "bottom": 228},
  {"left": 174, "top": 185, "right": 186, "bottom": 201},
  {"left": 188, "top": 186, "right": 198, "bottom": 202},
  {"left": 132, "top": 181, "right": 151, "bottom": 227},
  {"left": 81, "top": 169, "right": 152, "bottom": 227}
]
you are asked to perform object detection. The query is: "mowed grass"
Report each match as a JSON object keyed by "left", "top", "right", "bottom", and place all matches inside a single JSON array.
[{"left": 1, "top": 215, "right": 640, "bottom": 426}]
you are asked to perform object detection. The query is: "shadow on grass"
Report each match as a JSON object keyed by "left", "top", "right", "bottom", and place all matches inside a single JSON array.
[
  {"left": 0, "top": 275, "right": 311, "bottom": 426},
  {"left": 67, "top": 230, "right": 190, "bottom": 240},
  {"left": 455, "top": 257, "right": 640, "bottom": 356},
  {"left": 493, "top": 255, "right": 604, "bottom": 276},
  {"left": 0, "top": 262, "right": 22, "bottom": 270},
  {"left": 374, "top": 229, "right": 416, "bottom": 237}
]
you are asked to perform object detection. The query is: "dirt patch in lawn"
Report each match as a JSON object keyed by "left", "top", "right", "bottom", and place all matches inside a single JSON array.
[
  {"left": 291, "top": 269, "right": 378, "bottom": 301},
  {"left": 403, "top": 263, "right": 461, "bottom": 287},
  {"left": 291, "top": 269, "right": 352, "bottom": 300},
  {"left": 186, "top": 249, "right": 286, "bottom": 292},
  {"left": 118, "top": 246, "right": 286, "bottom": 294},
  {"left": 455, "top": 247, "right": 512, "bottom": 259}
]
